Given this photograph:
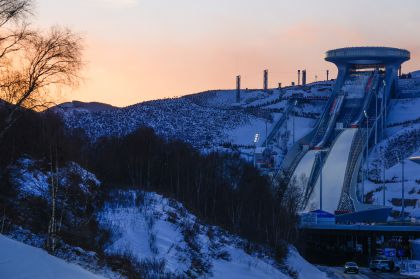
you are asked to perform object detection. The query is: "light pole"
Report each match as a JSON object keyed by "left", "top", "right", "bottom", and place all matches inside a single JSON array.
[
  {"left": 253, "top": 133, "right": 259, "bottom": 167},
  {"left": 382, "top": 80, "right": 386, "bottom": 140},
  {"left": 382, "top": 151, "right": 386, "bottom": 206},
  {"left": 375, "top": 87, "right": 378, "bottom": 145},
  {"left": 318, "top": 151, "right": 324, "bottom": 211},
  {"left": 265, "top": 121, "right": 268, "bottom": 148},
  {"left": 293, "top": 99, "right": 298, "bottom": 145},
  {"left": 401, "top": 155, "right": 405, "bottom": 223},
  {"left": 363, "top": 110, "right": 369, "bottom": 202},
  {"left": 396, "top": 152, "right": 405, "bottom": 223}
]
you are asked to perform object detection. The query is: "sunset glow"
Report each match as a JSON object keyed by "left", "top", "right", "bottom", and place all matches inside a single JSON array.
[{"left": 36, "top": 0, "right": 420, "bottom": 107}]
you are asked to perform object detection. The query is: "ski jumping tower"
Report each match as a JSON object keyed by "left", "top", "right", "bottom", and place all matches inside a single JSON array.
[
  {"left": 326, "top": 47, "right": 410, "bottom": 98},
  {"left": 282, "top": 47, "right": 411, "bottom": 222}
]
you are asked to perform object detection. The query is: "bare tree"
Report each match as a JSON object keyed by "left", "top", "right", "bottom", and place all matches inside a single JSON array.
[
  {"left": 0, "top": 0, "right": 32, "bottom": 70},
  {"left": 0, "top": 1, "right": 83, "bottom": 140},
  {"left": 0, "top": 0, "right": 31, "bottom": 25}
]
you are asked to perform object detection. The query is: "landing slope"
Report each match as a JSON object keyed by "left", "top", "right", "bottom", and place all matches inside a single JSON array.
[{"left": 307, "top": 129, "right": 358, "bottom": 212}]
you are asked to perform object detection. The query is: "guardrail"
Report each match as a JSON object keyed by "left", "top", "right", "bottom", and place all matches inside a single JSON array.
[
  {"left": 309, "top": 95, "right": 336, "bottom": 147},
  {"left": 339, "top": 129, "right": 363, "bottom": 211},
  {"left": 301, "top": 152, "right": 322, "bottom": 209},
  {"left": 340, "top": 75, "right": 390, "bottom": 211},
  {"left": 262, "top": 99, "right": 294, "bottom": 147},
  {"left": 326, "top": 47, "right": 410, "bottom": 60},
  {"left": 315, "top": 94, "right": 346, "bottom": 149},
  {"left": 351, "top": 72, "right": 379, "bottom": 127}
]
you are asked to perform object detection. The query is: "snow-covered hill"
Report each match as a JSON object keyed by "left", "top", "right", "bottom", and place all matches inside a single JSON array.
[
  {"left": 54, "top": 86, "right": 329, "bottom": 150},
  {"left": 363, "top": 74, "right": 420, "bottom": 220},
  {"left": 0, "top": 235, "right": 105, "bottom": 279},
  {"left": 98, "top": 190, "right": 327, "bottom": 278},
  {"left": 2, "top": 156, "right": 327, "bottom": 279},
  {"left": 51, "top": 100, "right": 117, "bottom": 113}
]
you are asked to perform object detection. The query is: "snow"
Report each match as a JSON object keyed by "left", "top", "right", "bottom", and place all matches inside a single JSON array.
[
  {"left": 0, "top": 235, "right": 105, "bottom": 279},
  {"left": 286, "top": 247, "right": 328, "bottom": 279},
  {"left": 54, "top": 85, "right": 324, "bottom": 149},
  {"left": 98, "top": 190, "right": 325, "bottom": 278},
  {"left": 387, "top": 98, "right": 420, "bottom": 128},
  {"left": 411, "top": 71, "right": 420, "bottom": 78},
  {"left": 286, "top": 116, "right": 316, "bottom": 148},
  {"left": 99, "top": 192, "right": 188, "bottom": 274},
  {"left": 227, "top": 118, "right": 268, "bottom": 146},
  {"left": 10, "top": 157, "right": 50, "bottom": 197},
  {"left": 362, "top": 95, "right": 420, "bottom": 219},
  {"left": 9, "top": 158, "right": 100, "bottom": 198},
  {"left": 307, "top": 129, "right": 358, "bottom": 212},
  {"left": 291, "top": 149, "right": 319, "bottom": 194},
  {"left": 364, "top": 152, "right": 420, "bottom": 218},
  {"left": 211, "top": 247, "right": 289, "bottom": 279}
]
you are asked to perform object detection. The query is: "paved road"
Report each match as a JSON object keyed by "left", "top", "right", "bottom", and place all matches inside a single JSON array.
[{"left": 317, "top": 266, "right": 413, "bottom": 278}]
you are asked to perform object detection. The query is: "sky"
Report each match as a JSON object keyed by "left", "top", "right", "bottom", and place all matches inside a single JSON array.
[{"left": 35, "top": 0, "right": 420, "bottom": 107}]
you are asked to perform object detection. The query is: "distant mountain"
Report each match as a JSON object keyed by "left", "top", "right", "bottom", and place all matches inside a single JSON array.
[{"left": 50, "top": 101, "right": 117, "bottom": 113}]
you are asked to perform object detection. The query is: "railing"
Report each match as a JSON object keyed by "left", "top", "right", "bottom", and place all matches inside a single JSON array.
[
  {"left": 338, "top": 129, "right": 363, "bottom": 211},
  {"left": 326, "top": 47, "right": 410, "bottom": 60},
  {"left": 351, "top": 72, "right": 380, "bottom": 127},
  {"left": 262, "top": 99, "right": 294, "bottom": 147},
  {"left": 340, "top": 88, "right": 386, "bottom": 211},
  {"left": 301, "top": 152, "right": 323, "bottom": 209},
  {"left": 315, "top": 94, "right": 345, "bottom": 148},
  {"left": 310, "top": 94, "right": 336, "bottom": 147}
]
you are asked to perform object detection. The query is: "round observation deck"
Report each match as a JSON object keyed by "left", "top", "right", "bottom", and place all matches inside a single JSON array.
[{"left": 325, "top": 47, "right": 410, "bottom": 67}]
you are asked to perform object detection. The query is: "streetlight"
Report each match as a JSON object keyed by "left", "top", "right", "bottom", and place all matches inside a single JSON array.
[
  {"left": 363, "top": 110, "right": 369, "bottom": 202},
  {"left": 375, "top": 85, "right": 378, "bottom": 145},
  {"left": 381, "top": 150, "right": 386, "bottom": 206},
  {"left": 265, "top": 121, "right": 268, "bottom": 148},
  {"left": 382, "top": 80, "right": 386, "bottom": 141},
  {"left": 318, "top": 151, "right": 325, "bottom": 211},
  {"left": 395, "top": 152, "right": 405, "bottom": 223},
  {"left": 293, "top": 99, "right": 298, "bottom": 144},
  {"left": 253, "top": 133, "right": 260, "bottom": 167}
]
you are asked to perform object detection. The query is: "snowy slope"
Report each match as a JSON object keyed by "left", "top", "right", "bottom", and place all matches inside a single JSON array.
[
  {"left": 362, "top": 85, "right": 420, "bottom": 219},
  {"left": 0, "top": 235, "right": 105, "bottom": 279},
  {"left": 307, "top": 129, "right": 357, "bottom": 212},
  {"left": 54, "top": 86, "right": 328, "bottom": 151},
  {"left": 51, "top": 101, "right": 116, "bottom": 113},
  {"left": 98, "top": 190, "right": 327, "bottom": 279}
]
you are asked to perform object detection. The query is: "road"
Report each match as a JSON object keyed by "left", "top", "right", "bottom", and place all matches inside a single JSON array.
[{"left": 317, "top": 266, "right": 413, "bottom": 278}]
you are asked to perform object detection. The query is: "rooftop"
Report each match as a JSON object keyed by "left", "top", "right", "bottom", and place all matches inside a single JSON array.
[{"left": 325, "top": 46, "right": 410, "bottom": 67}]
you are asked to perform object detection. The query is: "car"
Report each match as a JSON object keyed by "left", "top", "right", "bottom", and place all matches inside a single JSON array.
[
  {"left": 344, "top": 261, "right": 359, "bottom": 274},
  {"left": 369, "top": 259, "right": 398, "bottom": 272}
]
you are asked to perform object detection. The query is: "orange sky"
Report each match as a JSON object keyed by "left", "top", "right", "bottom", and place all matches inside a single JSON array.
[{"left": 36, "top": 0, "right": 420, "bottom": 107}]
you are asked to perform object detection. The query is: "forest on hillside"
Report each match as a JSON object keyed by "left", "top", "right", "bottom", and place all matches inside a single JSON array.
[{"left": 0, "top": 107, "right": 301, "bottom": 277}]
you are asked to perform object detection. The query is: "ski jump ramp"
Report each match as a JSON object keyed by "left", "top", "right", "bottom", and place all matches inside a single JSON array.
[
  {"left": 306, "top": 128, "right": 358, "bottom": 212},
  {"left": 291, "top": 149, "right": 319, "bottom": 192}
]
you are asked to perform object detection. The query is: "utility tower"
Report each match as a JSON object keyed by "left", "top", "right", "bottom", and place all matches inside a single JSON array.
[
  {"left": 236, "top": 75, "right": 241, "bottom": 103},
  {"left": 263, "top": 69, "right": 268, "bottom": 91}
]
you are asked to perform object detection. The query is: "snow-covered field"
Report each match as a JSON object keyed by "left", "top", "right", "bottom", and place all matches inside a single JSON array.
[
  {"left": 0, "top": 235, "right": 105, "bottom": 279},
  {"left": 98, "top": 190, "right": 327, "bottom": 278}
]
